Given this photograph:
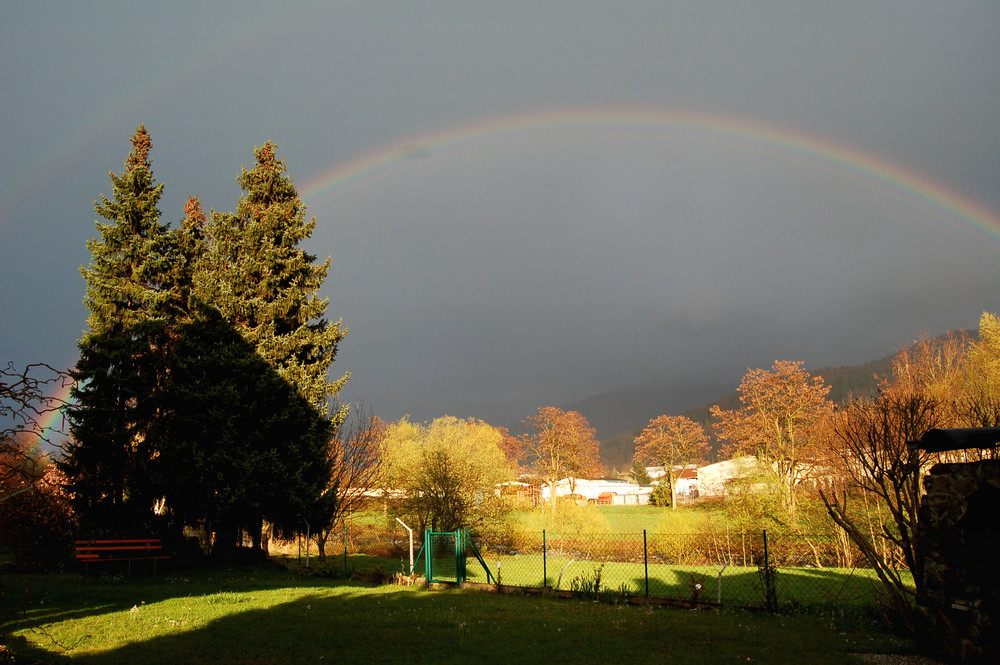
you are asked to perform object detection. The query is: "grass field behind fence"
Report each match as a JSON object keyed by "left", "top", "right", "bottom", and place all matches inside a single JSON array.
[
  {"left": 328, "top": 550, "right": 909, "bottom": 613},
  {"left": 317, "top": 508, "right": 912, "bottom": 612}
]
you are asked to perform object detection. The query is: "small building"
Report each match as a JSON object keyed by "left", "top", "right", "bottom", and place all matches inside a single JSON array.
[
  {"left": 674, "top": 467, "right": 699, "bottom": 497},
  {"left": 646, "top": 466, "right": 699, "bottom": 494},
  {"left": 695, "top": 457, "right": 758, "bottom": 498}
]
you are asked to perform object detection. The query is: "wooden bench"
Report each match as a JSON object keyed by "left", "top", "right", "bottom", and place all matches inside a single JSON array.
[{"left": 75, "top": 538, "right": 170, "bottom": 576}]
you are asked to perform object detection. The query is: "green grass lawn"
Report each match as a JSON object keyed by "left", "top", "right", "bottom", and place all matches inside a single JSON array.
[
  {"left": 1, "top": 563, "right": 917, "bottom": 664},
  {"left": 333, "top": 505, "right": 906, "bottom": 613},
  {"left": 594, "top": 505, "right": 666, "bottom": 532},
  {"left": 504, "top": 502, "right": 718, "bottom": 538},
  {"left": 465, "top": 555, "right": 901, "bottom": 610}
]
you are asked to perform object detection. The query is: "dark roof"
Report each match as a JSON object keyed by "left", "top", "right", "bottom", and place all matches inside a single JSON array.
[{"left": 908, "top": 428, "right": 1000, "bottom": 453}]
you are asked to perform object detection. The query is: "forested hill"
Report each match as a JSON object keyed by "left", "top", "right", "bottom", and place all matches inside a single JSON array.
[{"left": 590, "top": 353, "right": 894, "bottom": 474}]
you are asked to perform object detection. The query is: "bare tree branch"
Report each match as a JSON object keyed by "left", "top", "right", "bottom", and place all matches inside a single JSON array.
[{"left": 2, "top": 362, "right": 71, "bottom": 486}]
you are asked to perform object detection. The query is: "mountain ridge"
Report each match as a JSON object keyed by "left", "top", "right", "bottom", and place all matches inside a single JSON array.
[{"left": 562, "top": 349, "right": 902, "bottom": 473}]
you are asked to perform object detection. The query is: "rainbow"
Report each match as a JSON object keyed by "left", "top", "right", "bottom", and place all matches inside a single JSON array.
[
  {"left": 35, "top": 108, "right": 1000, "bottom": 424},
  {"left": 299, "top": 107, "right": 1000, "bottom": 245},
  {"left": 34, "top": 376, "right": 74, "bottom": 450}
]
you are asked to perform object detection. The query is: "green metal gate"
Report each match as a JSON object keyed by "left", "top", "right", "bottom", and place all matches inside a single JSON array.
[{"left": 422, "top": 529, "right": 494, "bottom": 588}]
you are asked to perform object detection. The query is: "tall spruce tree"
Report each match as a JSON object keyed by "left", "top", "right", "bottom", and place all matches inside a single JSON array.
[
  {"left": 177, "top": 143, "right": 344, "bottom": 554},
  {"left": 62, "top": 126, "right": 177, "bottom": 531},
  {"left": 63, "top": 133, "right": 345, "bottom": 551},
  {"left": 199, "top": 143, "right": 347, "bottom": 416}
]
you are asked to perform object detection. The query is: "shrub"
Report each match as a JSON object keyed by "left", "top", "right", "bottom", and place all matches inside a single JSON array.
[
  {"left": 648, "top": 483, "right": 671, "bottom": 507},
  {"left": 0, "top": 468, "right": 75, "bottom": 570}
]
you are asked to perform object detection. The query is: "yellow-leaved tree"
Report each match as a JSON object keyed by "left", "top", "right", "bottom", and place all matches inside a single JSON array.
[
  {"left": 958, "top": 312, "right": 1000, "bottom": 433},
  {"left": 380, "top": 416, "right": 513, "bottom": 533}
]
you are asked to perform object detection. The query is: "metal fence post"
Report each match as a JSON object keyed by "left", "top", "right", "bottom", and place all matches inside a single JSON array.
[
  {"left": 543, "top": 529, "right": 547, "bottom": 587},
  {"left": 424, "top": 530, "right": 431, "bottom": 587},
  {"left": 456, "top": 530, "right": 464, "bottom": 589},
  {"left": 644, "top": 529, "right": 649, "bottom": 598},
  {"left": 763, "top": 529, "right": 769, "bottom": 571}
]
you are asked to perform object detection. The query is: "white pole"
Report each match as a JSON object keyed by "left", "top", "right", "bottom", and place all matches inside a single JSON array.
[
  {"left": 395, "top": 517, "right": 414, "bottom": 574},
  {"left": 717, "top": 561, "right": 730, "bottom": 604},
  {"left": 304, "top": 519, "right": 310, "bottom": 568}
]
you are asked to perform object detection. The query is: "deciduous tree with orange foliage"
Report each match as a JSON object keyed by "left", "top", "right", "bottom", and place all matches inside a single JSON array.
[
  {"left": 819, "top": 317, "right": 999, "bottom": 628},
  {"left": 522, "top": 407, "right": 601, "bottom": 513},
  {"left": 633, "top": 415, "right": 709, "bottom": 510},
  {"left": 493, "top": 425, "right": 526, "bottom": 470},
  {"left": 711, "top": 360, "right": 833, "bottom": 524},
  {"left": 820, "top": 389, "right": 941, "bottom": 630}
]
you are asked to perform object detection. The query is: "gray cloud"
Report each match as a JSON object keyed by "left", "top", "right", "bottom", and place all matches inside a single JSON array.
[{"left": 2, "top": 1, "right": 999, "bottom": 433}]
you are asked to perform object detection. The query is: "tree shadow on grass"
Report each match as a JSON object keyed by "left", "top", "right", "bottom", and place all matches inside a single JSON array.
[
  {"left": 5, "top": 576, "right": 905, "bottom": 665},
  {"left": 5, "top": 584, "right": 495, "bottom": 665},
  {"left": 0, "top": 563, "right": 356, "bottom": 646},
  {"left": 628, "top": 565, "right": 889, "bottom": 613}
]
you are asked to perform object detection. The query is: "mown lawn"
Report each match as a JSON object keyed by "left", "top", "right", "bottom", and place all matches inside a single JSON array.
[
  {"left": 595, "top": 505, "right": 667, "bottom": 532},
  {"left": 466, "top": 554, "right": 902, "bottom": 608},
  {"left": 340, "top": 548, "right": 906, "bottom": 612},
  {"left": 0, "top": 562, "right": 918, "bottom": 664}
]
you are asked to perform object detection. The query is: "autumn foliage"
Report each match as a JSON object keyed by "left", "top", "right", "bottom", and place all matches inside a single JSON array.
[
  {"left": 521, "top": 407, "right": 601, "bottom": 511},
  {"left": 711, "top": 360, "right": 833, "bottom": 523},
  {"left": 633, "top": 415, "right": 709, "bottom": 509},
  {"left": 0, "top": 465, "right": 75, "bottom": 570}
]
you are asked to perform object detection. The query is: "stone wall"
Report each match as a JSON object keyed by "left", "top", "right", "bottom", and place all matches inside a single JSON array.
[{"left": 916, "top": 459, "right": 1000, "bottom": 664}]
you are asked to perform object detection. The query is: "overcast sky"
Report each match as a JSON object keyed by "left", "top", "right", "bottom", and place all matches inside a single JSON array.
[{"left": 2, "top": 1, "right": 999, "bottom": 434}]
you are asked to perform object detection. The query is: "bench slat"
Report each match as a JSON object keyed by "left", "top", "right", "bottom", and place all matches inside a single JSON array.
[
  {"left": 76, "top": 545, "right": 163, "bottom": 552},
  {"left": 74, "top": 538, "right": 170, "bottom": 573},
  {"left": 75, "top": 539, "right": 162, "bottom": 545},
  {"left": 75, "top": 555, "right": 170, "bottom": 562}
]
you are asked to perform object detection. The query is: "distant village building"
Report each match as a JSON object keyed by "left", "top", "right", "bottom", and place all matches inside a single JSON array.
[
  {"left": 538, "top": 477, "right": 652, "bottom": 505},
  {"left": 691, "top": 457, "right": 758, "bottom": 498},
  {"left": 675, "top": 467, "right": 699, "bottom": 497},
  {"left": 644, "top": 465, "right": 705, "bottom": 500},
  {"left": 518, "top": 456, "right": 780, "bottom": 508},
  {"left": 645, "top": 466, "right": 667, "bottom": 481}
]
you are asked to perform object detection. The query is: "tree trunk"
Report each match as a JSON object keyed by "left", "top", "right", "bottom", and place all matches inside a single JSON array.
[
  {"left": 212, "top": 521, "right": 239, "bottom": 559},
  {"left": 250, "top": 515, "right": 263, "bottom": 552},
  {"left": 316, "top": 528, "right": 329, "bottom": 562}
]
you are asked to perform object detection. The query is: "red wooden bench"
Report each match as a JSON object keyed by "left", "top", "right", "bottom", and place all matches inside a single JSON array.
[{"left": 75, "top": 538, "right": 169, "bottom": 576}]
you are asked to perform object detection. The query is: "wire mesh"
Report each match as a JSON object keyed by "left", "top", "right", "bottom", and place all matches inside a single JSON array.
[
  {"left": 317, "top": 524, "right": 907, "bottom": 611},
  {"left": 427, "top": 531, "right": 459, "bottom": 583}
]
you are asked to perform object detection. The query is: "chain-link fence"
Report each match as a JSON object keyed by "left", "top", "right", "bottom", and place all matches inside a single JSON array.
[{"left": 304, "top": 523, "right": 908, "bottom": 613}]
